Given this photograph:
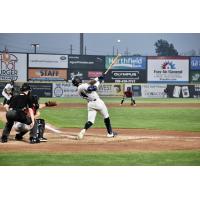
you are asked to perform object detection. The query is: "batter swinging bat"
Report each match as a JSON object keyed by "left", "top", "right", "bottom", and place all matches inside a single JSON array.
[{"left": 104, "top": 54, "right": 121, "bottom": 75}]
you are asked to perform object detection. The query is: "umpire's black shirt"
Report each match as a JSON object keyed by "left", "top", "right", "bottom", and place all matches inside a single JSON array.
[
  {"left": 1, "top": 93, "right": 34, "bottom": 139},
  {"left": 9, "top": 94, "right": 33, "bottom": 110}
]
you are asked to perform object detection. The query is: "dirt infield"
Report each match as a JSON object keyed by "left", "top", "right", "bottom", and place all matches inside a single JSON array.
[
  {"left": 0, "top": 103, "right": 200, "bottom": 153},
  {"left": 0, "top": 128, "right": 200, "bottom": 153}
]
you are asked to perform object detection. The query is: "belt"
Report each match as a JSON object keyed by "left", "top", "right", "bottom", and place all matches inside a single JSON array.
[{"left": 88, "top": 99, "right": 96, "bottom": 102}]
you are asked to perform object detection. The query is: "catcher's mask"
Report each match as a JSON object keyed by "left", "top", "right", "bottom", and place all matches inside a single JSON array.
[
  {"left": 31, "top": 95, "right": 39, "bottom": 104},
  {"left": 20, "top": 83, "right": 32, "bottom": 92},
  {"left": 72, "top": 76, "right": 82, "bottom": 87}
]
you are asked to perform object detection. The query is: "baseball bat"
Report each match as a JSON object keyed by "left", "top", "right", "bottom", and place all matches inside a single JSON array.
[
  {"left": 104, "top": 54, "right": 121, "bottom": 75},
  {"left": 45, "top": 124, "right": 62, "bottom": 133},
  {"left": 45, "top": 124, "right": 78, "bottom": 139}
]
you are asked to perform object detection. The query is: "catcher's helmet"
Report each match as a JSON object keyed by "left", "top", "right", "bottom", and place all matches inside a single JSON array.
[
  {"left": 10, "top": 80, "right": 14, "bottom": 85},
  {"left": 20, "top": 83, "right": 32, "bottom": 92},
  {"left": 72, "top": 76, "right": 82, "bottom": 87}
]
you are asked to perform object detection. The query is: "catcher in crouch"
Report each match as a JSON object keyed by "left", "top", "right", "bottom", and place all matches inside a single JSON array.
[
  {"left": 120, "top": 87, "right": 136, "bottom": 106},
  {"left": 72, "top": 76, "right": 117, "bottom": 140},
  {"left": 14, "top": 95, "right": 47, "bottom": 142}
]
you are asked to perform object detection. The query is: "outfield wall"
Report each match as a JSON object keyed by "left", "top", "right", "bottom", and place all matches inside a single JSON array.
[
  {"left": 1, "top": 52, "right": 200, "bottom": 98},
  {"left": 1, "top": 82, "right": 199, "bottom": 98},
  {"left": 1, "top": 53, "right": 200, "bottom": 84}
]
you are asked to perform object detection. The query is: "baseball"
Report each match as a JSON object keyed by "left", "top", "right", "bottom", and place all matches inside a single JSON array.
[{"left": 117, "top": 39, "right": 121, "bottom": 43}]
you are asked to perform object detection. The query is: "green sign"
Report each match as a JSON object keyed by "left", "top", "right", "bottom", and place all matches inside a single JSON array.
[{"left": 190, "top": 70, "right": 200, "bottom": 83}]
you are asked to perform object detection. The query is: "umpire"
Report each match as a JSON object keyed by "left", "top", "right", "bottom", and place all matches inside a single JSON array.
[{"left": 1, "top": 83, "right": 38, "bottom": 144}]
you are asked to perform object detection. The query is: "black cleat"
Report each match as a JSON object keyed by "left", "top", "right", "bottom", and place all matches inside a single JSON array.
[
  {"left": 1, "top": 136, "right": 8, "bottom": 143},
  {"left": 15, "top": 134, "right": 23, "bottom": 141},
  {"left": 30, "top": 137, "right": 40, "bottom": 144}
]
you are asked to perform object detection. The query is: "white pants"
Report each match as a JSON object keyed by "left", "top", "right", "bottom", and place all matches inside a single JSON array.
[{"left": 88, "top": 98, "right": 109, "bottom": 123}]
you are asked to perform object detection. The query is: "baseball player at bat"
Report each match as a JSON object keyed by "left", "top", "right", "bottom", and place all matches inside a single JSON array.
[{"left": 72, "top": 75, "right": 118, "bottom": 140}]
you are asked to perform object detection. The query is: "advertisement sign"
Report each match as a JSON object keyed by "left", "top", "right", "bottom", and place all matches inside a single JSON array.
[
  {"left": 132, "top": 85, "right": 142, "bottom": 97},
  {"left": 28, "top": 83, "right": 52, "bottom": 97},
  {"left": 29, "top": 54, "right": 68, "bottom": 68},
  {"left": 104, "top": 69, "right": 147, "bottom": 83},
  {"left": 194, "top": 84, "right": 200, "bottom": 98},
  {"left": 190, "top": 57, "right": 200, "bottom": 70},
  {"left": 53, "top": 83, "right": 123, "bottom": 97},
  {"left": 190, "top": 71, "right": 200, "bottom": 83},
  {"left": 53, "top": 83, "right": 78, "bottom": 97},
  {"left": 67, "top": 69, "right": 103, "bottom": 81},
  {"left": 106, "top": 56, "right": 146, "bottom": 69},
  {"left": 147, "top": 57, "right": 189, "bottom": 83},
  {"left": 28, "top": 68, "right": 67, "bottom": 81},
  {"left": 0, "top": 53, "right": 27, "bottom": 82},
  {"left": 166, "top": 84, "right": 195, "bottom": 98},
  {"left": 68, "top": 55, "right": 105, "bottom": 70},
  {"left": 98, "top": 83, "right": 123, "bottom": 96},
  {"left": 141, "top": 84, "right": 167, "bottom": 98}
]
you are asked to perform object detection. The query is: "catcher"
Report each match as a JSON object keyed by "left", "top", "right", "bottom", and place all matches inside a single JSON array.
[
  {"left": 72, "top": 76, "right": 117, "bottom": 140},
  {"left": 1, "top": 83, "right": 39, "bottom": 144},
  {"left": 120, "top": 87, "right": 136, "bottom": 106},
  {"left": 14, "top": 95, "right": 47, "bottom": 142}
]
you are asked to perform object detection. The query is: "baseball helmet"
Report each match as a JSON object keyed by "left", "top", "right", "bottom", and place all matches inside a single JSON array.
[
  {"left": 10, "top": 80, "right": 14, "bottom": 85},
  {"left": 127, "top": 87, "right": 131, "bottom": 91},
  {"left": 20, "top": 83, "right": 32, "bottom": 92},
  {"left": 72, "top": 76, "right": 82, "bottom": 87}
]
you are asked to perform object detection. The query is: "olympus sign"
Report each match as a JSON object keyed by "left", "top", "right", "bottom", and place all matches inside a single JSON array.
[{"left": 112, "top": 71, "right": 139, "bottom": 79}]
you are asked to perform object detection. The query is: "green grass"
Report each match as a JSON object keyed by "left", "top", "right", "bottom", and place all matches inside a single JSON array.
[
  {"left": 40, "top": 107, "right": 200, "bottom": 132},
  {"left": 0, "top": 151, "right": 200, "bottom": 166},
  {"left": 0, "top": 120, "right": 4, "bottom": 129},
  {"left": 1, "top": 96, "right": 200, "bottom": 104},
  {"left": 1, "top": 97, "right": 200, "bottom": 166},
  {"left": 38, "top": 97, "right": 200, "bottom": 104}
]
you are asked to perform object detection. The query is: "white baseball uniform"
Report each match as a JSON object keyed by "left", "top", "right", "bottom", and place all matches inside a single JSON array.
[
  {"left": 2, "top": 83, "right": 13, "bottom": 100},
  {"left": 77, "top": 78, "right": 109, "bottom": 123}
]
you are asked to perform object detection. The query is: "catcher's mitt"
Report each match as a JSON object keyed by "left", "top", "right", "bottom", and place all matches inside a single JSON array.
[{"left": 45, "top": 101, "right": 57, "bottom": 107}]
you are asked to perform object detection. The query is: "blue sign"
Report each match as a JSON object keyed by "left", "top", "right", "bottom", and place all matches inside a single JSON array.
[
  {"left": 106, "top": 56, "right": 146, "bottom": 70},
  {"left": 190, "top": 57, "right": 200, "bottom": 70}
]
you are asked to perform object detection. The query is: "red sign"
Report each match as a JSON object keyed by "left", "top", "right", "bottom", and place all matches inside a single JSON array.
[{"left": 88, "top": 71, "right": 103, "bottom": 78}]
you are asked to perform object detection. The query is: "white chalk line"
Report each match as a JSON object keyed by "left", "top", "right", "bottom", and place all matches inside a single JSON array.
[
  {"left": 119, "top": 136, "right": 200, "bottom": 140},
  {"left": 45, "top": 123, "right": 200, "bottom": 141}
]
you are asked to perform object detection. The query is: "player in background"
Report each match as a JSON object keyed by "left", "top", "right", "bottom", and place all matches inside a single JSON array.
[
  {"left": 120, "top": 87, "right": 136, "bottom": 106},
  {"left": 72, "top": 76, "right": 117, "bottom": 140},
  {"left": 2, "top": 80, "right": 15, "bottom": 111}
]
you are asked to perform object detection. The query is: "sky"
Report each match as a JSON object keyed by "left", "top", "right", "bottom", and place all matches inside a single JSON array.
[{"left": 0, "top": 33, "right": 200, "bottom": 56}]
